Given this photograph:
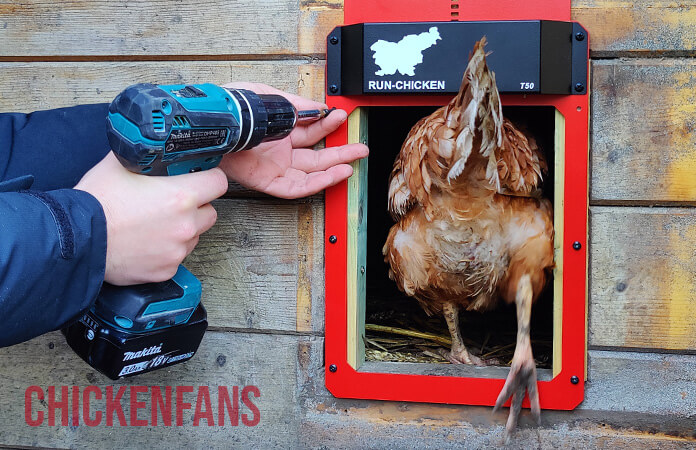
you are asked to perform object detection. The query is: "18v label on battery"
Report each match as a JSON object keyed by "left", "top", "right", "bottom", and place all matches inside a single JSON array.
[{"left": 165, "top": 128, "right": 228, "bottom": 153}]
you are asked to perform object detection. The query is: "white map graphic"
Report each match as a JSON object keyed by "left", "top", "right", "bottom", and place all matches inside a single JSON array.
[{"left": 370, "top": 26, "right": 441, "bottom": 76}]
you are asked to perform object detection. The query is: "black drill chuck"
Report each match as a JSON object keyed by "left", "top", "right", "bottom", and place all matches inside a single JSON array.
[
  {"left": 229, "top": 90, "right": 333, "bottom": 151},
  {"left": 227, "top": 90, "right": 296, "bottom": 151}
]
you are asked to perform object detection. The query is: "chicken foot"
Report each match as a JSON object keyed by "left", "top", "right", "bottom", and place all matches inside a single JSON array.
[
  {"left": 493, "top": 274, "right": 541, "bottom": 442},
  {"left": 441, "top": 301, "right": 489, "bottom": 366}
]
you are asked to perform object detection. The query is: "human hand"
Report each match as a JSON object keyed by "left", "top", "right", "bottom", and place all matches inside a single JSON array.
[
  {"left": 219, "top": 82, "right": 369, "bottom": 199},
  {"left": 75, "top": 152, "right": 228, "bottom": 285}
]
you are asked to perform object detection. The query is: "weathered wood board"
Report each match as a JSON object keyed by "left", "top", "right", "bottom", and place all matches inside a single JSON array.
[
  {"left": 0, "top": 0, "right": 336, "bottom": 57},
  {"left": 571, "top": 0, "right": 696, "bottom": 56},
  {"left": 187, "top": 198, "right": 325, "bottom": 333},
  {"left": 0, "top": 61, "right": 325, "bottom": 113},
  {"left": 590, "top": 206, "right": 696, "bottom": 350},
  {"left": 591, "top": 59, "right": 696, "bottom": 204},
  {"left": 0, "top": 331, "right": 324, "bottom": 449}
]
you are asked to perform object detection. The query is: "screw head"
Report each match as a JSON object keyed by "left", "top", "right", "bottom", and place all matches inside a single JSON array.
[
  {"left": 573, "top": 241, "right": 582, "bottom": 250},
  {"left": 329, "top": 235, "right": 337, "bottom": 244},
  {"left": 329, "top": 364, "right": 337, "bottom": 373},
  {"left": 574, "top": 83, "right": 585, "bottom": 92},
  {"left": 570, "top": 375, "right": 580, "bottom": 385},
  {"left": 575, "top": 32, "right": 585, "bottom": 41},
  {"left": 329, "top": 84, "right": 339, "bottom": 94},
  {"left": 329, "top": 36, "right": 339, "bottom": 45}
]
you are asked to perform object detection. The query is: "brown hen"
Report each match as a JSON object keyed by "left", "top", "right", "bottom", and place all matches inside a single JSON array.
[{"left": 383, "top": 38, "right": 554, "bottom": 436}]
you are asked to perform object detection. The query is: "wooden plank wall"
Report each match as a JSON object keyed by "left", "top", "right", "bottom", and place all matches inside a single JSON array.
[{"left": 1, "top": 0, "right": 695, "bottom": 447}]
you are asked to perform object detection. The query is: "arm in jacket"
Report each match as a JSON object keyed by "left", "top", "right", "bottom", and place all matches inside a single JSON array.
[{"left": 0, "top": 104, "right": 110, "bottom": 347}]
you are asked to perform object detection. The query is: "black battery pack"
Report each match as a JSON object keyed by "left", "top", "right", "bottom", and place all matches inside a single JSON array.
[
  {"left": 62, "top": 303, "right": 207, "bottom": 380},
  {"left": 62, "top": 266, "right": 208, "bottom": 380}
]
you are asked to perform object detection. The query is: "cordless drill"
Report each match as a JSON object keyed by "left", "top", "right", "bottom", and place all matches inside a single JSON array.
[{"left": 63, "top": 83, "right": 331, "bottom": 379}]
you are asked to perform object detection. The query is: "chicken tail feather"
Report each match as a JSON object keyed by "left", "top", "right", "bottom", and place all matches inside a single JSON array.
[{"left": 445, "top": 37, "right": 503, "bottom": 189}]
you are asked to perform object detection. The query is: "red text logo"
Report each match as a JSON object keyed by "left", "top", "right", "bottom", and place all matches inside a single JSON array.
[{"left": 25, "top": 385, "right": 260, "bottom": 427}]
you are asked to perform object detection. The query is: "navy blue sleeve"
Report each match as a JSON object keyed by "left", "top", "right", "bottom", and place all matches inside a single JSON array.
[
  {"left": 0, "top": 103, "right": 110, "bottom": 190},
  {"left": 0, "top": 189, "right": 107, "bottom": 347},
  {"left": 0, "top": 105, "right": 110, "bottom": 347}
]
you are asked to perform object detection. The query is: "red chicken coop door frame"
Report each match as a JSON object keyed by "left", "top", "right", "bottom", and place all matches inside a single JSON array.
[{"left": 324, "top": 0, "right": 588, "bottom": 410}]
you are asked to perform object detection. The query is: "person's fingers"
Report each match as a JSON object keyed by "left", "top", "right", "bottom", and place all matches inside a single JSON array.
[
  {"left": 290, "top": 144, "right": 369, "bottom": 173},
  {"left": 195, "top": 203, "right": 219, "bottom": 235},
  {"left": 290, "top": 109, "right": 348, "bottom": 148},
  {"left": 170, "top": 167, "right": 229, "bottom": 206},
  {"left": 264, "top": 165, "right": 354, "bottom": 199}
]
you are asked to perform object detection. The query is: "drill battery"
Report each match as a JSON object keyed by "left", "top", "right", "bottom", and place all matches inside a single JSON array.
[{"left": 62, "top": 266, "right": 207, "bottom": 380}]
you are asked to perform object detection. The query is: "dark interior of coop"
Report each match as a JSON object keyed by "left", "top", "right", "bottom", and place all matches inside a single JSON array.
[{"left": 363, "top": 105, "right": 557, "bottom": 372}]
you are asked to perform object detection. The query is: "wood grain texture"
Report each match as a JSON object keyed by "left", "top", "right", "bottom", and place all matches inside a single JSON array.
[
  {"left": 296, "top": 203, "right": 315, "bottom": 332},
  {"left": 553, "top": 109, "right": 566, "bottom": 377},
  {"left": 0, "top": 60, "right": 325, "bottom": 112},
  {"left": 0, "top": 0, "right": 302, "bottom": 57},
  {"left": 589, "top": 206, "right": 696, "bottom": 350},
  {"left": 0, "top": 331, "right": 324, "bottom": 449},
  {"left": 590, "top": 59, "right": 696, "bottom": 204},
  {"left": 184, "top": 198, "right": 325, "bottom": 333},
  {"left": 346, "top": 108, "right": 368, "bottom": 370},
  {"left": 299, "top": 0, "right": 343, "bottom": 55},
  {"left": 571, "top": 0, "right": 696, "bottom": 56}
]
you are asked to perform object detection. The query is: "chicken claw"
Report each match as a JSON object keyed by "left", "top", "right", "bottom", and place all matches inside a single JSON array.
[
  {"left": 439, "top": 346, "right": 492, "bottom": 366},
  {"left": 493, "top": 274, "right": 540, "bottom": 442},
  {"left": 440, "top": 301, "right": 500, "bottom": 366},
  {"left": 493, "top": 344, "right": 540, "bottom": 442}
]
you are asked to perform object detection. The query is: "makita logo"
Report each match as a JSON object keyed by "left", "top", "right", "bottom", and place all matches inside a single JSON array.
[{"left": 123, "top": 344, "right": 162, "bottom": 361}]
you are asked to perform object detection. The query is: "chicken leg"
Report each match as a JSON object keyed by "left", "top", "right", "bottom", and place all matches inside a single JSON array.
[
  {"left": 442, "top": 301, "right": 486, "bottom": 366},
  {"left": 493, "top": 274, "right": 541, "bottom": 441}
]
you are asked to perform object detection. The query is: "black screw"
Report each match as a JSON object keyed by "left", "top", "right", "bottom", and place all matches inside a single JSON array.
[
  {"left": 329, "top": 235, "right": 337, "bottom": 244},
  {"left": 574, "top": 83, "right": 585, "bottom": 92},
  {"left": 573, "top": 241, "right": 582, "bottom": 250},
  {"left": 329, "top": 364, "right": 337, "bottom": 373},
  {"left": 329, "top": 36, "right": 339, "bottom": 45},
  {"left": 575, "top": 32, "right": 585, "bottom": 41},
  {"left": 570, "top": 375, "right": 580, "bottom": 385},
  {"left": 329, "top": 84, "right": 339, "bottom": 94}
]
